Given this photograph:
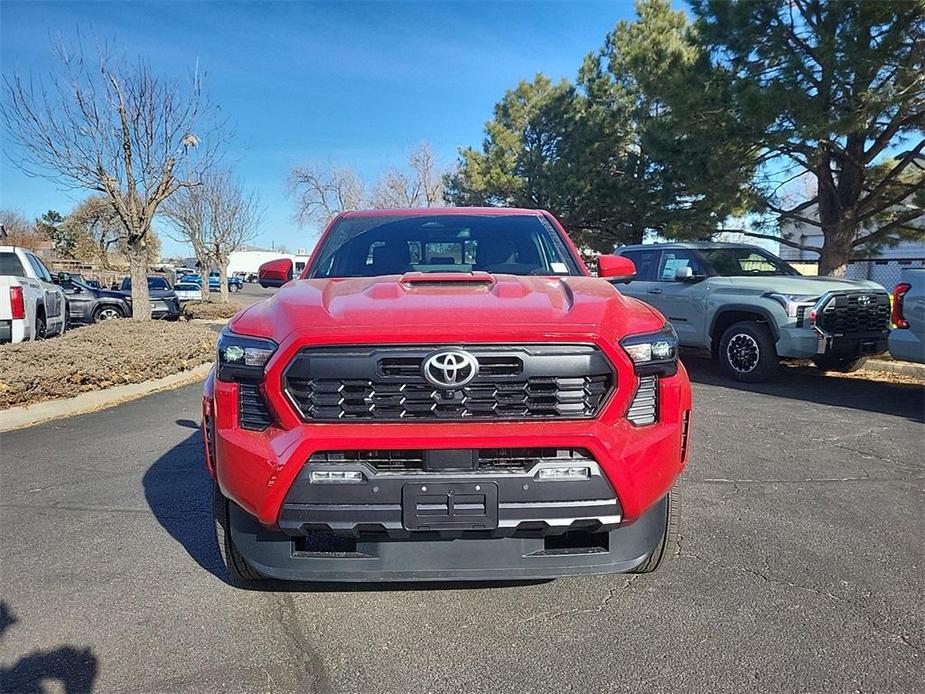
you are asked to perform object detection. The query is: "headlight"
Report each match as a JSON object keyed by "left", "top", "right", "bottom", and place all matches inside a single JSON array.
[
  {"left": 620, "top": 324, "right": 679, "bottom": 376},
  {"left": 765, "top": 293, "right": 819, "bottom": 318},
  {"left": 216, "top": 329, "right": 277, "bottom": 382}
]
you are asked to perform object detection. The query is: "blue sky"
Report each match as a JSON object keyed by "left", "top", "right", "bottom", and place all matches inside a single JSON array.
[{"left": 0, "top": 1, "right": 641, "bottom": 257}]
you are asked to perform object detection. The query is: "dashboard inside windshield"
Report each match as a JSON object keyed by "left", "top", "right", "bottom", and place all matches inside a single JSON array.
[
  {"left": 309, "top": 214, "right": 582, "bottom": 278},
  {"left": 699, "top": 247, "right": 799, "bottom": 276}
]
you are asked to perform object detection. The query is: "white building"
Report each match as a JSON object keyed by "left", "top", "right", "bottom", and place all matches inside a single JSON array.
[{"left": 227, "top": 249, "right": 312, "bottom": 276}]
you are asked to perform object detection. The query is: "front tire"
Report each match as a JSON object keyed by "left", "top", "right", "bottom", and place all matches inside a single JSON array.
[
  {"left": 213, "top": 482, "right": 266, "bottom": 587},
  {"left": 813, "top": 356, "right": 868, "bottom": 373},
  {"left": 630, "top": 489, "right": 681, "bottom": 574},
  {"left": 93, "top": 305, "right": 125, "bottom": 322},
  {"left": 229, "top": 283, "right": 239, "bottom": 293},
  {"left": 718, "top": 321, "right": 778, "bottom": 382}
]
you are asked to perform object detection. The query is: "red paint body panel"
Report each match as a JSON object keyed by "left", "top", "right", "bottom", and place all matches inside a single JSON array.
[{"left": 204, "top": 208, "right": 692, "bottom": 534}]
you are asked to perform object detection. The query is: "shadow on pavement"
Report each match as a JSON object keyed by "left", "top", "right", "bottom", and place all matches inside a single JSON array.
[
  {"left": 143, "top": 430, "right": 548, "bottom": 593},
  {"left": 684, "top": 355, "right": 924, "bottom": 423},
  {"left": 142, "top": 432, "right": 225, "bottom": 578},
  {"left": 0, "top": 601, "right": 98, "bottom": 694}
]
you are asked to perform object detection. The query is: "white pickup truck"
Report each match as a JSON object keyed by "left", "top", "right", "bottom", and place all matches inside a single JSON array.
[{"left": 0, "top": 245, "right": 67, "bottom": 343}]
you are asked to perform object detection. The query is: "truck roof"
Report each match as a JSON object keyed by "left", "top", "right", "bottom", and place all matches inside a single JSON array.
[
  {"left": 616, "top": 241, "right": 769, "bottom": 251},
  {"left": 340, "top": 207, "right": 545, "bottom": 219}
]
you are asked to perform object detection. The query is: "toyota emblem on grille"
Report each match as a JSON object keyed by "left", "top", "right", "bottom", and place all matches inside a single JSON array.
[
  {"left": 858, "top": 294, "right": 872, "bottom": 305},
  {"left": 423, "top": 349, "right": 479, "bottom": 389}
]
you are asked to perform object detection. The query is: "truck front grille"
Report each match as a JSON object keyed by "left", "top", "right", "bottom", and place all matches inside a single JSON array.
[
  {"left": 283, "top": 345, "right": 615, "bottom": 421},
  {"left": 815, "top": 292, "right": 890, "bottom": 336}
]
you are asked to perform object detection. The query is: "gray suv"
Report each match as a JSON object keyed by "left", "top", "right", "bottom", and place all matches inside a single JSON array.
[{"left": 614, "top": 242, "right": 891, "bottom": 382}]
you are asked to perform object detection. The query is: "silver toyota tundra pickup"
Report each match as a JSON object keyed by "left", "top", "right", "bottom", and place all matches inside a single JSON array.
[{"left": 614, "top": 242, "right": 890, "bottom": 382}]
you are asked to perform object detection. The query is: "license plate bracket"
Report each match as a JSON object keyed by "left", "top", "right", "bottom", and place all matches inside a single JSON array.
[{"left": 402, "top": 482, "right": 498, "bottom": 531}]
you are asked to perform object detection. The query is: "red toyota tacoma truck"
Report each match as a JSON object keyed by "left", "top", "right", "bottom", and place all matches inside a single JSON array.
[{"left": 202, "top": 208, "right": 692, "bottom": 585}]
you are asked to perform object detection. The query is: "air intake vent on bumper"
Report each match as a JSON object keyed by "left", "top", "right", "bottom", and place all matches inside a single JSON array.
[
  {"left": 626, "top": 376, "right": 657, "bottom": 426},
  {"left": 239, "top": 382, "right": 273, "bottom": 430}
]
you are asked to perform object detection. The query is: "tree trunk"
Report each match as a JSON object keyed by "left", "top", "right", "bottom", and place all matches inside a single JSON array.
[
  {"left": 218, "top": 263, "right": 229, "bottom": 304},
  {"left": 127, "top": 246, "right": 151, "bottom": 320},
  {"left": 817, "top": 225, "right": 853, "bottom": 277},
  {"left": 195, "top": 252, "right": 213, "bottom": 302}
]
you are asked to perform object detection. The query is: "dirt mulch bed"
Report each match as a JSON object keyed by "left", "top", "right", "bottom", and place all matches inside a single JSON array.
[
  {"left": 0, "top": 320, "right": 217, "bottom": 409},
  {"left": 181, "top": 301, "right": 241, "bottom": 321}
]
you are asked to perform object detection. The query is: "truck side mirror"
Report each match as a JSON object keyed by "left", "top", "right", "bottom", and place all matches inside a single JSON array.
[
  {"left": 55, "top": 271, "right": 71, "bottom": 285},
  {"left": 598, "top": 255, "right": 636, "bottom": 284},
  {"left": 258, "top": 258, "right": 294, "bottom": 288}
]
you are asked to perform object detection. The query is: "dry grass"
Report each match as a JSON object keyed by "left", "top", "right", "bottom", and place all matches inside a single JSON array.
[
  {"left": 181, "top": 301, "right": 241, "bottom": 321},
  {"left": 0, "top": 320, "right": 217, "bottom": 409}
]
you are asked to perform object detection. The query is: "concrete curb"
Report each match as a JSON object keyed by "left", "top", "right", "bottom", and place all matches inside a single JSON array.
[
  {"left": 0, "top": 362, "right": 213, "bottom": 434},
  {"left": 188, "top": 318, "right": 231, "bottom": 326},
  {"left": 862, "top": 358, "right": 925, "bottom": 379}
]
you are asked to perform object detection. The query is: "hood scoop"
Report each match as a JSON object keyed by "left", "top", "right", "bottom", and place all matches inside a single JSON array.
[{"left": 399, "top": 271, "right": 496, "bottom": 287}]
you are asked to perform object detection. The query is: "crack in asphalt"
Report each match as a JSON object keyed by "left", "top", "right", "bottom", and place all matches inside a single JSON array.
[
  {"left": 518, "top": 576, "right": 640, "bottom": 625},
  {"left": 268, "top": 592, "right": 331, "bottom": 694},
  {"left": 683, "top": 552, "right": 924, "bottom": 656}
]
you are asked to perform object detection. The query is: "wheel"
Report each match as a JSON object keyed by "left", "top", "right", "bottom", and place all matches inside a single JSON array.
[
  {"left": 630, "top": 489, "right": 681, "bottom": 574},
  {"left": 813, "top": 356, "right": 868, "bottom": 373},
  {"left": 213, "top": 482, "right": 266, "bottom": 587},
  {"left": 718, "top": 320, "right": 779, "bottom": 382},
  {"left": 93, "top": 305, "right": 125, "bottom": 322},
  {"left": 33, "top": 310, "right": 47, "bottom": 340},
  {"left": 229, "top": 283, "right": 239, "bottom": 293}
]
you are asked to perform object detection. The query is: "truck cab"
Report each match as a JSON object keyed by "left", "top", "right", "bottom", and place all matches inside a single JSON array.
[{"left": 0, "top": 246, "right": 67, "bottom": 343}]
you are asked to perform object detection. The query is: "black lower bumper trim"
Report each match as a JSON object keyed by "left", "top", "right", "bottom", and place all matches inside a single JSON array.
[{"left": 229, "top": 495, "right": 667, "bottom": 582}]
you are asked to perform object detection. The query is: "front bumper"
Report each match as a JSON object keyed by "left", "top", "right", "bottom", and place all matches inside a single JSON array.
[
  {"left": 204, "top": 333, "right": 692, "bottom": 581},
  {"left": 151, "top": 299, "right": 181, "bottom": 320},
  {"left": 229, "top": 492, "right": 668, "bottom": 582},
  {"left": 777, "top": 325, "right": 888, "bottom": 359}
]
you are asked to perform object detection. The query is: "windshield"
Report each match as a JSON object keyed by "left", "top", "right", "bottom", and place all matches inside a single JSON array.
[
  {"left": 700, "top": 247, "right": 799, "bottom": 277},
  {"left": 309, "top": 213, "right": 581, "bottom": 278},
  {"left": 122, "top": 277, "right": 172, "bottom": 290}
]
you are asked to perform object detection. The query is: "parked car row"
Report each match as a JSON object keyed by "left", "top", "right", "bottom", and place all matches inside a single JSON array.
[
  {"left": 1, "top": 244, "right": 199, "bottom": 343},
  {"left": 179, "top": 272, "right": 243, "bottom": 293},
  {"left": 59, "top": 274, "right": 182, "bottom": 324}
]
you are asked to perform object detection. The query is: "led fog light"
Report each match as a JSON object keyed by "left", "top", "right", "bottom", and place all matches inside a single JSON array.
[
  {"left": 536, "top": 466, "right": 591, "bottom": 481},
  {"left": 310, "top": 470, "right": 364, "bottom": 484}
]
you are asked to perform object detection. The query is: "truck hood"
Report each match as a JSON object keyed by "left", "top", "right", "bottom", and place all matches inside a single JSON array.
[
  {"left": 114, "top": 289, "right": 177, "bottom": 301},
  {"left": 230, "top": 274, "right": 665, "bottom": 342},
  {"left": 708, "top": 275, "right": 886, "bottom": 297}
]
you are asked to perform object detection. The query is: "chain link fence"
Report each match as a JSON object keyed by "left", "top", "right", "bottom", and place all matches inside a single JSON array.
[{"left": 791, "top": 257, "right": 924, "bottom": 290}]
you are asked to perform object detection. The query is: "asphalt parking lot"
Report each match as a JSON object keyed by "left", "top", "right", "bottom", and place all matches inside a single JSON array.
[
  {"left": 0, "top": 360, "right": 922, "bottom": 693},
  {"left": 229, "top": 282, "right": 277, "bottom": 307}
]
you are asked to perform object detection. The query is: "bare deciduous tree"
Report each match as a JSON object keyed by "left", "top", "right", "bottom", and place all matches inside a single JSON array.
[
  {"left": 289, "top": 142, "right": 448, "bottom": 227},
  {"left": 161, "top": 171, "right": 261, "bottom": 303},
  {"left": 0, "top": 209, "right": 45, "bottom": 251},
  {"left": 1, "top": 38, "right": 222, "bottom": 317},
  {"left": 288, "top": 163, "right": 365, "bottom": 227},
  {"left": 371, "top": 142, "right": 445, "bottom": 209}
]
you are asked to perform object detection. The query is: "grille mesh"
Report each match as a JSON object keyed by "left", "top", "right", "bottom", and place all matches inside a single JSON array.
[
  {"left": 284, "top": 346, "right": 614, "bottom": 422},
  {"left": 815, "top": 293, "right": 890, "bottom": 335}
]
